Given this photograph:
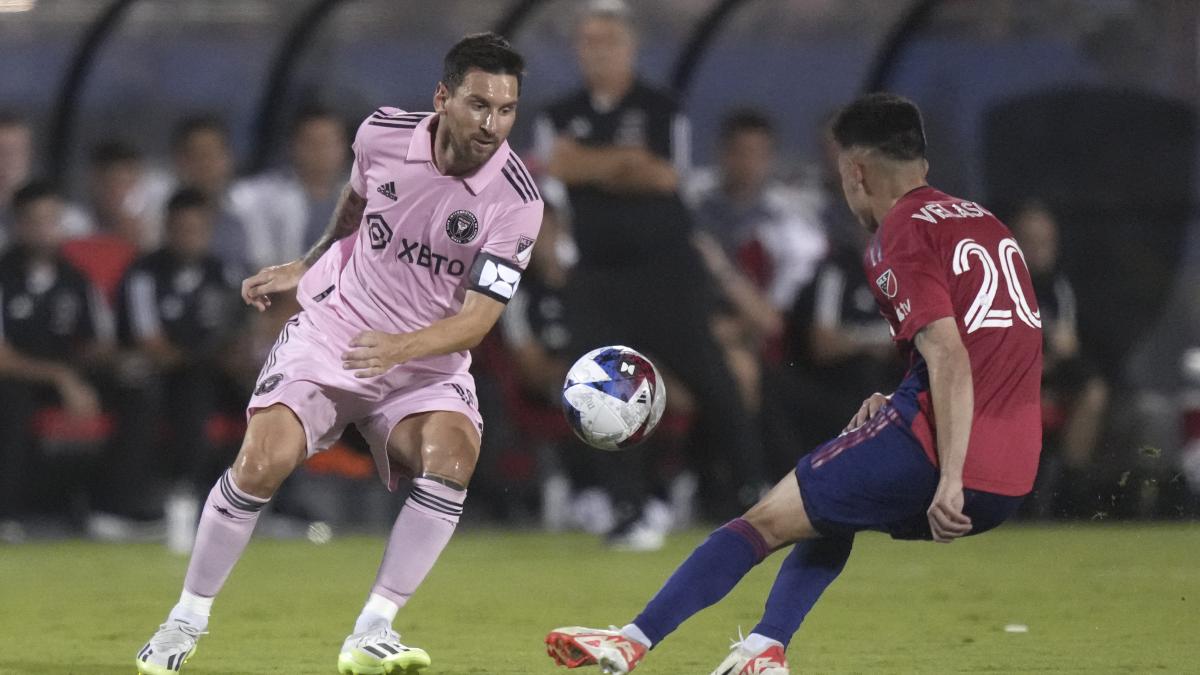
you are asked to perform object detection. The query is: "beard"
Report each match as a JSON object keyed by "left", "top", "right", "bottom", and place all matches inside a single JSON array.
[{"left": 449, "top": 128, "right": 498, "bottom": 170}]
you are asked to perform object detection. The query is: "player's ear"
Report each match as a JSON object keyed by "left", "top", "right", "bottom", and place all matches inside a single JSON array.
[
  {"left": 850, "top": 160, "right": 867, "bottom": 194},
  {"left": 433, "top": 82, "right": 450, "bottom": 113}
]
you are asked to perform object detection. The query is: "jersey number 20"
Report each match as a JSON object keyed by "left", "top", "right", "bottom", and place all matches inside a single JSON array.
[{"left": 952, "top": 237, "right": 1041, "bottom": 333}]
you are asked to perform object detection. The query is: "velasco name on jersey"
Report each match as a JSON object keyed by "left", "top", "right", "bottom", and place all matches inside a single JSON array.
[{"left": 910, "top": 201, "right": 992, "bottom": 224}]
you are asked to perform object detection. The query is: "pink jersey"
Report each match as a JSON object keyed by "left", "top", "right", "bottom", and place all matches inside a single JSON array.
[{"left": 296, "top": 109, "right": 543, "bottom": 381}]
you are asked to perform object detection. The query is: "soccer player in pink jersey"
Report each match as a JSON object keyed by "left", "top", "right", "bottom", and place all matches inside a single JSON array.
[
  {"left": 136, "top": 33, "right": 542, "bottom": 675},
  {"left": 546, "top": 94, "right": 1042, "bottom": 674}
]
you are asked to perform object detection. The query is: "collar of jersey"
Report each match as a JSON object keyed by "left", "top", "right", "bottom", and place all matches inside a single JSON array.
[{"left": 406, "top": 113, "right": 511, "bottom": 196}]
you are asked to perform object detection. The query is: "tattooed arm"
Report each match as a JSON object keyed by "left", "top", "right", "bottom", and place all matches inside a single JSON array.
[
  {"left": 241, "top": 184, "right": 367, "bottom": 312},
  {"left": 302, "top": 184, "right": 367, "bottom": 268}
]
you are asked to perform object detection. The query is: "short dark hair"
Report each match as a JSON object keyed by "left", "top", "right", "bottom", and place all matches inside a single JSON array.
[
  {"left": 89, "top": 140, "right": 143, "bottom": 168},
  {"left": 832, "top": 93, "right": 926, "bottom": 161},
  {"left": 171, "top": 114, "right": 228, "bottom": 152},
  {"left": 290, "top": 103, "right": 343, "bottom": 137},
  {"left": 442, "top": 32, "right": 525, "bottom": 94},
  {"left": 719, "top": 108, "right": 774, "bottom": 144},
  {"left": 11, "top": 180, "right": 61, "bottom": 217},
  {"left": 0, "top": 110, "right": 28, "bottom": 130},
  {"left": 166, "top": 187, "right": 213, "bottom": 219}
]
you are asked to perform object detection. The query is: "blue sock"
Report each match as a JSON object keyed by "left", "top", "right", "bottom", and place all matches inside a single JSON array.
[
  {"left": 751, "top": 535, "right": 854, "bottom": 646},
  {"left": 631, "top": 518, "right": 769, "bottom": 646}
]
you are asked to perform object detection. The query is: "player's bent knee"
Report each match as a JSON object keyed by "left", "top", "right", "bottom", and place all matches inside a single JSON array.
[
  {"left": 743, "top": 473, "right": 819, "bottom": 550},
  {"left": 419, "top": 427, "right": 480, "bottom": 487},
  {"left": 233, "top": 405, "right": 307, "bottom": 497}
]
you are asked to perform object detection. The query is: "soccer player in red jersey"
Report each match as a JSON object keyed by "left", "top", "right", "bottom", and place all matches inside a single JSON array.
[{"left": 546, "top": 94, "right": 1043, "bottom": 675}]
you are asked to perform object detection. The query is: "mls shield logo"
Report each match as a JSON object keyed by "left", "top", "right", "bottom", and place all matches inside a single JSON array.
[
  {"left": 367, "top": 214, "right": 392, "bottom": 250},
  {"left": 514, "top": 236, "right": 535, "bottom": 265},
  {"left": 876, "top": 269, "right": 898, "bottom": 298},
  {"left": 445, "top": 210, "right": 479, "bottom": 244}
]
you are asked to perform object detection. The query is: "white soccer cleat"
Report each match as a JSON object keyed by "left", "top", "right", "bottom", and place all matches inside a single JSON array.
[
  {"left": 709, "top": 633, "right": 789, "bottom": 675},
  {"left": 135, "top": 621, "right": 205, "bottom": 674},
  {"left": 337, "top": 626, "right": 431, "bottom": 674},
  {"left": 545, "top": 626, "right": 647, "bottom": 673}
]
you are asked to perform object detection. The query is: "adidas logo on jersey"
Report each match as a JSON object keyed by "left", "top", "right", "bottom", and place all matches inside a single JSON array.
[{"left": 377, "top": 181, "right": 397, "bottom": 201}]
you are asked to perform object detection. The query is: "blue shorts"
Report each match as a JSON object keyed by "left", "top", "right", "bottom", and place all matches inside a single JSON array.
[{"left": 795, "top": 404, "right": 1024, "bottom": 541}]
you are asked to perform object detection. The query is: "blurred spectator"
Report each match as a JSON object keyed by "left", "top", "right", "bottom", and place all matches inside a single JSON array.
[
  {"left": 80, "top": 141, "right": 155, "bottom": 248},
  {"left": 230, "top": 105, "right": 350, "bottom": 270},
  {"left": 0, "top": 112, "right": 90, "bottom": 247},
  {"left": 59, "top": 142, "right": 150, "bottom": 303},
  {"left": 115, "top": 188, "right": 243, "bottom": 499},
  {"left": 0, "top": 181, "right": 110, "bottom": 539},
  {"left": 1012, "top": 200, "right": 1110, "bottom": 516},
  {"left": 144, "top": 115, "right": 252, "bottom": 276},
  {"left": 500, "top": 202, "right": 572, "bottom": 404},
  {"left": 686, "top": 109, "right": 828, "bottom": 312},
  {"left": 785, "top": 121, "right": 902, "bottom": 450},
  {"left": 788, "top": 217, "right": 903, "bottom": 447},
  {"left": 537, "top": 0, "right": 764, "bottom": 545},
  {"left": 0, "top": 112, "right": 34, "bottom": 244}
]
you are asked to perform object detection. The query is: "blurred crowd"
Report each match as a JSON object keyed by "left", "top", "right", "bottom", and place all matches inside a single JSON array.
[{"left": 2, "top": 2, "right": 1197, "bottom": 548}]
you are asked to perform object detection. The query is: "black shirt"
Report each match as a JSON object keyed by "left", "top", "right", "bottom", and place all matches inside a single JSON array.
[
  {"left": 1030, "top": 271, "right": 1076, "bottom": 341},
  {"left": 500, "top": 274, "right": 571, "bottom": 358},
  {"left": 0, "top": 245, "right": 104, "bottom": 360},
  {"left": 538, "top": 81, "right": 694, "bottom": 267},
  {"left": 790, "top": 245, "right": 900, "bottom": 391},
  {"left": 116, "top": 249, "right": 240, "bottom": 355}
]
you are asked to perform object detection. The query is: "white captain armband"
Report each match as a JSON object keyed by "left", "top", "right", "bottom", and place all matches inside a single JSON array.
[{"left": 467, "top": 251, "right": 523, "bottom": 303}]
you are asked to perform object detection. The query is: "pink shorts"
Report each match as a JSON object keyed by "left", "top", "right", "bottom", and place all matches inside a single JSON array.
[{"left": 247, "top": 313, "right": 482, "bottom": 490}]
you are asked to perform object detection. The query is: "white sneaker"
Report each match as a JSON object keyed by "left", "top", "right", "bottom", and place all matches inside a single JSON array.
[
  {"left": 709, "top": 633, "right": 789, "bottom": 675},
  {"left": 337, "top": 626, "right": 431, "bottom": 674},
  {"left": 605, "top": 502, "right": 670, "bottom": 552},
  {"left": 545, "top": 626, "right": 648, "bottom": 673},
  {"left": 0, "top": 519, "right": 26, "bottom": 544},
  {"left": 135, "top": 621, "right": 205, "bottom": 674}
]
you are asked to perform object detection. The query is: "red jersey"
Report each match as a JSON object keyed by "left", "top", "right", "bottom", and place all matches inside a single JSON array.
[{"left": 864, "top": 186, "right": 1043, "bottom": 496}]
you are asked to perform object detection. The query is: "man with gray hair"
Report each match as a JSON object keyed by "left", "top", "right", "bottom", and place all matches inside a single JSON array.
[{"left": 537, "top": 0, "right": 765, "bottom": 548}]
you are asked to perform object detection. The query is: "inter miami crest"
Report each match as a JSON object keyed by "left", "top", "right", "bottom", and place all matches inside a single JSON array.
[
  {"left": 445, "top": 210, "right": 479, "bottom": 244},
  {"left": 876, "top": 269, "right": 898, "bottom": 298},
  {"left": 255, "top": 373, "right": 283, "bottom": 396}
]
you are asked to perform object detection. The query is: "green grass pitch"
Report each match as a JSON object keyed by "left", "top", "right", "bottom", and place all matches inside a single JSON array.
[{"left": 1, "top": 524, "right": 1196, "bottom": 673}]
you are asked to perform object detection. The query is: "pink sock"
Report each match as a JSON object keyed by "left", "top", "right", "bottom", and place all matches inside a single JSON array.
[
  {"left": 370, "top": 477, "right": 466, "bottom": 608},
  {"left": 182, "top": 470, "right": 268, "bottom": 599}
]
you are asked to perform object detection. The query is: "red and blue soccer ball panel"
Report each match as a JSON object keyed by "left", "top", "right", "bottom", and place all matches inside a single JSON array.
[{"left": 562, "top": 345, "right": 667, "bottom": 451}]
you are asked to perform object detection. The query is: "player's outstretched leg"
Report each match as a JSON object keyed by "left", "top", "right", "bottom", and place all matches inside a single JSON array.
[
  {"left": 136, "top": 405, "right": 306, "bottom": 674},
  {"left": 547, "top": 472, "right": 818, "bottom": 673},
  {"left": 545, "top": 516, "right": 768, "bottom": 673},
  {"left": 339, "top": 412, "right": 477, "bottom": 674}
]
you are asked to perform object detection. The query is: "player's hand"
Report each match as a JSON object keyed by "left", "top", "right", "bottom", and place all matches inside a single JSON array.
[
  {"left": 241, "top": 261, "right": 307, "bottom": 312},
  {"left": 56, "top": 372, "right": 101, "bottom": 419},
  {"left": 843, "top": 392, "right": 890, "bottom": 433},
  {"left": 927, "top": 476, "right": 972, "bottom": 543},
  {"left": 342, "top": 331, "right": 413, "bottom": 378}
]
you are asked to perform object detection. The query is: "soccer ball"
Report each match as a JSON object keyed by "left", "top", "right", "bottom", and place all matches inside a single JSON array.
[{"left": 562, "top": 345, "right": 667, "bottom": 451}]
